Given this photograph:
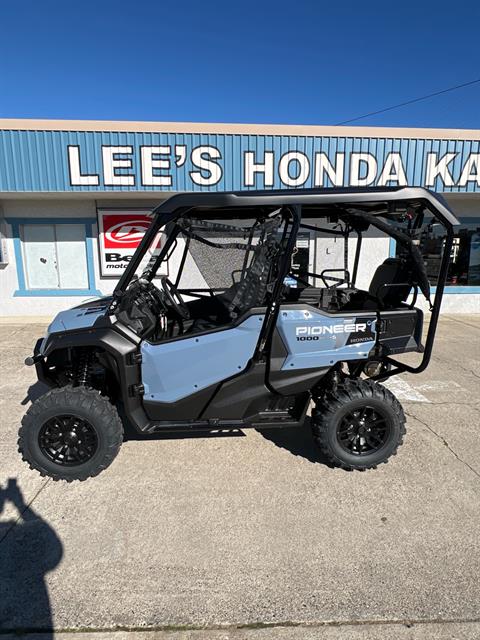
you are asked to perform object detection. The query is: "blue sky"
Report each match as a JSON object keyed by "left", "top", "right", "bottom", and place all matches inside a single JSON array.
[{"left": 0, "top": 0, "right": 478, "bottom": 129}]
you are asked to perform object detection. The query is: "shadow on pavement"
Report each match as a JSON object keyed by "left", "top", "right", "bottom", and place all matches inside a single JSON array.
[
  {"left": 257, "top": 416, "right": 335, "bottom": 467},
  {"left": 119, "top": 407, "right": 330, "bottom": 464},
  {"left": 0, "top": 478, "right": 62, "bottom": 634},
  {"left": 21, "top": 381, "right": 50, "bottom": 406}
]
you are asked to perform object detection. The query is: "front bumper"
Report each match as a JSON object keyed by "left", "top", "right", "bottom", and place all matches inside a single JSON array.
[{"left": 26, "top": 337, "right": 52, "bottom": 386}]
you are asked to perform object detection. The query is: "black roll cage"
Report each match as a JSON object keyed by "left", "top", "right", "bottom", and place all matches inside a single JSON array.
[{"left": 109, "top": 187, "right": 458, "bottom": 380}]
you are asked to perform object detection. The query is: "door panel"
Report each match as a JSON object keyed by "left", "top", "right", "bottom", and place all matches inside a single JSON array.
[
  {"left": 55, "top": 224, "right": 88, "bottom": 289},
  {"left": 22, "top": 224, "right": 58, "bottom": 289},
  {"left": 21, "top": 223, "right": 90, "bottom": 291},
  {"left": 141, "top": 314, "right": 264, "bottom": 403}
]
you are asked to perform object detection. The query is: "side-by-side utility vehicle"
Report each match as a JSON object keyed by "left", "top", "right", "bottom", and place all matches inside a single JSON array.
[{"left": 20, "top": 187, "right": 458, "bottom": 481}]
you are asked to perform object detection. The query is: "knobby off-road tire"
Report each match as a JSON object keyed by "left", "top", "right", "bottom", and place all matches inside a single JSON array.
[
  {"left": 311, "top": 378, "right": 406, "bottom": 470},
  {"left": 19, "top": 385, "right": 123, "bottom": 482}
]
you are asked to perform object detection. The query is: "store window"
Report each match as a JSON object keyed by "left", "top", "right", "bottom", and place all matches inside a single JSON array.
[
  {"left": 9, "top": 218, "right": 101, "bottom": 296},
  {"left": 420, "top": 219, "right": 480, "bottom": 288},
  {"left": 394, "top": 218, "right": 480, "bottom": 289}
]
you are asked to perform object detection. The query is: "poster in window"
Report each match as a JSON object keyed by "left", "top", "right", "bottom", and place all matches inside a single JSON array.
[
  {"left": 469, "top": 230, "right": 480, "bottom": 285},
  {"left": 97, "top": 210, "right": 166, "bottom": 278}
]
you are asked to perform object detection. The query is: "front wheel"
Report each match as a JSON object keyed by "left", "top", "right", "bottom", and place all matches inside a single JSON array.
[
  {"left": 19, "top": 386, "right": 124, "bottom": 482},
  {"left": 311, "top": 378, "right": 406, "bottom": 470}
]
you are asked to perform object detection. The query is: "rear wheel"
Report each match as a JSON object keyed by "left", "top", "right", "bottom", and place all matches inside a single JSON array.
[
  {"left": 312, "top": 378, "right": 406, "bottom": 470},
  {"left": 19, "top": 386, "right": 123, "bottom": 482}
]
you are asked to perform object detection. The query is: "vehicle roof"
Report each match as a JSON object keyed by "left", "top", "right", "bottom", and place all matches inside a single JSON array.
[{"left": 155, "top": 186, "right": 459, "bottom": 227}]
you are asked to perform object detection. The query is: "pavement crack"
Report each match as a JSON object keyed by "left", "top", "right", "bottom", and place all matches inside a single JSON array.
[
  {"left": 405, "top": 409, "right": 480, "bottom": 480},
  {"left": 0, "top": 478, "right": 51, "bottom": 546},
  {"left": 402, "top": 399, "right": 480, "bottom": 412},
  {"left": 2, "top": 617, "right": 480, "bottom": 635},
  {"left": 424, "top": 401, "right": 480, "bottom": 412},
  {"left": 431, "top": 354, "right": 480, "bottom": 378},
  {"left": 444, "top": 316, "right": 480, "bottom": 332}
]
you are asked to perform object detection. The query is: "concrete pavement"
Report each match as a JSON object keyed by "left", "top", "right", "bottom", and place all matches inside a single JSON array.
[{"left": 0, "top": 315, "right": 479, "bottom": 636}]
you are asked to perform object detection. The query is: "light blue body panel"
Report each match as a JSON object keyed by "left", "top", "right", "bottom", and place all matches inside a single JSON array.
[
  {"left": 38, "top": 300, "right": 108, "bottom": 354},
  {"left": 277, "top": 308, "right": 376, "bottom": 370},
  {"left": 141, "top": 314, "right": 264, "bottom": 403},
  {"left": 47, "top": 304, "right": 106, "bottom": 334}
]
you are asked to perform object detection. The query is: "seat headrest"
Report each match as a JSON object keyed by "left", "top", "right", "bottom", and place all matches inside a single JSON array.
[{"left": 369, "top": 258, "right": 412, "bottom": 306}]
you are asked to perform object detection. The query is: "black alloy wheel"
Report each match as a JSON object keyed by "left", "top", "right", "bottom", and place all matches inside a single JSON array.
[
  {"left": 19, "top": 385, "right": 124, "bottom": 481},
  {"left": 311, "top": 378, "right": 406, "bottom": 470},
  {"left": 336, "top": 405, "right": 392, "bottom": 456},
  {"left": 38, "top": 415, "right": 98, "bottom": 466}
]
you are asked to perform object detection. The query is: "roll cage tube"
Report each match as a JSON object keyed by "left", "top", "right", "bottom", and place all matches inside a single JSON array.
[
  {"left": 255, "top": 205, "right": 300, "bottom": 358},
  {"left": 145, "top": 221, "right": 181, "bottom": 283},
  {"left": 371, "top": 211, "right": 455, "bottom": 380}
]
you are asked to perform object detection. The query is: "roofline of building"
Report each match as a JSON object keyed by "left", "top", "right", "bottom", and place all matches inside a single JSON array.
[{"left": 0, "top": 118, "right": 479, "bottom": 140}]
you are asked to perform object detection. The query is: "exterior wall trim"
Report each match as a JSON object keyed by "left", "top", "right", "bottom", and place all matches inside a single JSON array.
[{"left": 0, "top": 118, "right": 479, "bottom": 141}]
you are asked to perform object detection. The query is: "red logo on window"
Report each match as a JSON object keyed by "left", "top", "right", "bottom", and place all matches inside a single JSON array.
[{"left": 103, "top": 214, "right": 152, "bottom": 249}]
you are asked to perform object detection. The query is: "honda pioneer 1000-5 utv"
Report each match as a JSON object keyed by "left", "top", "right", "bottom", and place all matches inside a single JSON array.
[{"left": 20, "top": 187, "right": 458, "bottom": 481}]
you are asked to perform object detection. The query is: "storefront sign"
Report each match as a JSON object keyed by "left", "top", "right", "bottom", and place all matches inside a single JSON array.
[
  {"left": 0, "top": 128, "right": 479, "bottom": 193},
  {"left": 97, "top": 210, "right": 162, "bottom": 277},
  {"left": 69, "top": 146, "right": 480, "bottom": 191}
]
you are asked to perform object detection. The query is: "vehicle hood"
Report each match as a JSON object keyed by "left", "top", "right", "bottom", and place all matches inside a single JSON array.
[{"left": 47, "top": 296, "right": 112, "bottom": 334}]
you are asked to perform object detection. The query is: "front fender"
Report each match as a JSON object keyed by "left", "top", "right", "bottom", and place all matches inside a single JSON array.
[{"left": 34, "top": 324, "right": 149, "bottom": 433}]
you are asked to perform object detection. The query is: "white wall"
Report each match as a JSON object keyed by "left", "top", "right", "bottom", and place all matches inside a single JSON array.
[
  {"left": 418, "top": 294, "right": 480, "bottom": 314},
  {"left": 313, "top": 225, "right": 391, "bottom": 291}
]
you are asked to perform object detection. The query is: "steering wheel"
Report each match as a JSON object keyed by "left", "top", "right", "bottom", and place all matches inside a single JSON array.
[{"left": 159, "top": 276, "right": 190, "bottom": 319}]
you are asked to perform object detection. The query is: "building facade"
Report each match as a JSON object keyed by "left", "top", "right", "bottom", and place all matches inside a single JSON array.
[{"left": 0, "top": 118, "right": 479, "bottom": 317}]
